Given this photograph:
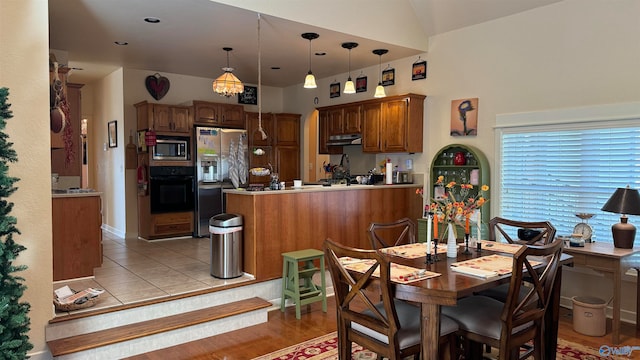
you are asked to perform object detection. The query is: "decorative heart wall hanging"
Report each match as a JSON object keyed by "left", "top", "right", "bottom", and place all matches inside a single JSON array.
[{"left": 145, "top": 73, "right": 170, "bottom": 100}]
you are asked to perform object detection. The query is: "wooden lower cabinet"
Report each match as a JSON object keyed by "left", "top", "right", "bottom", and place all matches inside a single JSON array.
[
  {"left": 150, "top": 212, "right": 194, "bottom": 237},
  {"left": 226, "top": 186, "right": 422, "bottom": 280},
  {"left": 52, "top": 195, "right": 102, "bottom": 281}
]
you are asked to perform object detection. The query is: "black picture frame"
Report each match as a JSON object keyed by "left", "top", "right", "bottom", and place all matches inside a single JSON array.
[
  {"left": 330, "top": 82, "right": 341, "bottom": 98},
  {"left": 238, "top": 85, "right": 257, "bottom": 105},
  {"left": 356, "top": 76, "right": 367, "bottom": 93},
  {"left": 382, "top": 68, "right": 395, "bottom": 86},
  {"left": 412, "top": 61, "right": 427, "bottom": 80},
  {"left": 108, "top": 121, "right": 117, "bottom": 148}
]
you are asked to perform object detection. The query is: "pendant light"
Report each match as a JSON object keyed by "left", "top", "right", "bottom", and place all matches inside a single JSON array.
[
  {"left": 342, "top": 42, "right": 358, "bottom": 94},
  {"left": 302, "top": 32, "right": 319, "bottom": 89},
  {"left": 373, "top": 49, "right": 388, "bottom": 98},
  {"left": 212, "top": 47, "right": 244, "bottom": 97}
]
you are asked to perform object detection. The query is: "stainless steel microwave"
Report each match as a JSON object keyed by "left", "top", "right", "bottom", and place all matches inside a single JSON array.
[{"left": 152, "top": 136, "right": 190, "bottom": 161}]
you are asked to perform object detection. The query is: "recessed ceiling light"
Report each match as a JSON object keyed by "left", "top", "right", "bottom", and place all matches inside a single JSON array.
[
  {"left": 271, "top": 67, "right": 280, "bottom": 70},
  {"left": 114, "top": 41, "right": 128, "bottom": 46},
  {"left": 71, "top": 67, "right": 84, "bottom": 71},
  {"left": 315, "top": 51, "right": 326, "bottom": 56},
  {"left": 144, "top": 17, "right": 161, "bottom": 23}
]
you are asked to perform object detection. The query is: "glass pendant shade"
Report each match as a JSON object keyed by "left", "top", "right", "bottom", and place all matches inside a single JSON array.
[
  {"left": 302, "top": 33, "right": 319, "bottom": 89},
  {"left": 344, "top": 78, "right": 355, "bottom": 94},
  {"left": 212, "top": 47, "right": 244, "bottom": 97},
  {"left": 374, "top": 83, "right": 386, "bottom": 98},
  {"left": 372, "top": 49, "right": 388, "bottom": 99},
  {"left": 304, "top": 71, "right": 317, "bottom": 88},
  {"left": 342, "top": 42, "right": 358, "bottom": 94}
]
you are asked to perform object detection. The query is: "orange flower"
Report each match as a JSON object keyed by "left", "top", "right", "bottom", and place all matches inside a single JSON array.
[{"left": 429, "top": 179, "right": 490, "bottom": 227}]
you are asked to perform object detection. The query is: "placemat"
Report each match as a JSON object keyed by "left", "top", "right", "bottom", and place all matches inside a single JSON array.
[
  {"left": 478, "top": 240, "right": 523, "bottom": 254},
  {"left": 379, "top": 242, "right": 447, "bottom": 259},
  {"left": 339, "top": 257, "right": 441, "bottom": 284}
]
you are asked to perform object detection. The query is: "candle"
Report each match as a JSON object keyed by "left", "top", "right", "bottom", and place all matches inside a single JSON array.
[
  {"left": 426, "top": 214, "right": 432, "bottom": 254},
  {"left": 476, "top": 209, "right": 481, "bottom": 240},
  {"left": 433, "top": 215, "right": 438, "bottom": 239},
  {"left": 465, "top": 215, "right": 470, "bottom": 234}
]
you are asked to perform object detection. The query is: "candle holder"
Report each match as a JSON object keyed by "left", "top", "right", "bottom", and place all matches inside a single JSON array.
[
  {"left": 463, "top": 233, "right": 471, "bottom": 254},
  {"left": 433, "top": 238, "right": 440, "bottom": 261},
  {"left": 476, "top": 240, "right": 482, "bottom": 253},
  {"left": 425, "top": 253, "right": 433, "bottom": 265}
]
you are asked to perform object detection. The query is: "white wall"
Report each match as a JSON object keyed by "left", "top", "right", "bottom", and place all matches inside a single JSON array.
[
  {"left": 92, "top": 69, "right": 127, "bottom": 238},
  {"left": 0, "top": 1, "right": 53, "bottom": 358}
]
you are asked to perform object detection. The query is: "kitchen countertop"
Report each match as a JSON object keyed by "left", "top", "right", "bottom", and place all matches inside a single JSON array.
[
  {"left": 51, "top": 189, "right": 102, "bottom": 198},
  {"left": 224, "top": 183, "right": 419, "bottom": 195}
]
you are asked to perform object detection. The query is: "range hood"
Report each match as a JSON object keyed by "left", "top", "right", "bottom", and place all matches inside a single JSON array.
[{"left": 327, "top": 134, "right": 362, "bottom": 146}]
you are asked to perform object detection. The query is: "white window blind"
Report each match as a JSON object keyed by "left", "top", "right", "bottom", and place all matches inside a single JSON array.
[{"left": 499, "top": 123, "right": 640, "bottom": 244}]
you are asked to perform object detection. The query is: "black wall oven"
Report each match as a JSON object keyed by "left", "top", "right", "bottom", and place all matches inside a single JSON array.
[{"left": 149, "top": 166, "right": 195, "bottom": 214}]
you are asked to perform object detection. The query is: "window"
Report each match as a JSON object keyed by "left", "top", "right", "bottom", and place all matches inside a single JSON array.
[{"left": 496, "top": 103, "right": 640, "bottom": 245}]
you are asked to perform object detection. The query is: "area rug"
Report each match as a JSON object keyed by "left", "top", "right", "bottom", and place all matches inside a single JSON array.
[{"left": 251, "top": 331, "right": 633, "bottom": 360}]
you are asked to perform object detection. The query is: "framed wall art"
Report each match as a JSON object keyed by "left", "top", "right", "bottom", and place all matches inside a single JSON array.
[
  {"left": 108, "top": 120, "right": 118, "bottom": 148},
  {"left": 450, "top": 98, "right": 479, "bottom": 136},
  {"left": 330, "top": 82, "right": 341, "bottom": 98},
  {"left": 412, "top": 60, "right": 427, "bottom": 80},
  {"left": 356, "top": 75, "right": 367, "bottom": 93},
  {"left": 238, "top": 85, "right": 257, "bottom": 105},
  {"left": 382, "top": 67, "right": 395, "bottom": 86}
]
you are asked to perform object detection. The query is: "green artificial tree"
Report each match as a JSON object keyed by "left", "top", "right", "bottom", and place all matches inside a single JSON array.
[{"left": 0, "top": 87, "right": 32, "bottom": 359}]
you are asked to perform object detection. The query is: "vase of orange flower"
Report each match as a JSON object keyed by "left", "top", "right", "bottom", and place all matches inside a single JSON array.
[{"left": 429, "top": 175, "right": 490, "bottom": 257}]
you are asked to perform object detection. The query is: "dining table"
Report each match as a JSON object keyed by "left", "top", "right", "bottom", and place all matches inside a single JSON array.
[{"left": 377, "top": 241, "right": 573, "bottom": 360}]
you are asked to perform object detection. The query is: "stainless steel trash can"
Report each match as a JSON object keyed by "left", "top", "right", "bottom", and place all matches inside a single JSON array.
[{"left": 209, "top": 213, "right": 243, "bottom": 279}]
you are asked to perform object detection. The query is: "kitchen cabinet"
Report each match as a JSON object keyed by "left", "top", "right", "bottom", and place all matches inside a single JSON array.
[
  {"left": 318, "top": 110, "right": 342, "bottom": 155},
  {"left": 246, "top": 112, "right": 274, "bottom": 147},
  {"left": 52, "top": 194, "right": 102, "bottom": 281},
  {"left": 429, "top": 143, "right": 490, "bottom": 239},
  {"left": 193, "top": 100, "right": 244, "bottom": 128},
  {"left": 362, "top": 94, "right": 425, "bottom": 153},
  {"left": 135, "top": 101, "right": 192, "bottom": 133},
  {"left": 318, "top": 93, "right": 425, "bottom": 154},
  {"left": 246, "top": 112, "right": 301, "bottom": 186},
  {"left": 150, "top": 212, "right": 194, "bottom": 237}
]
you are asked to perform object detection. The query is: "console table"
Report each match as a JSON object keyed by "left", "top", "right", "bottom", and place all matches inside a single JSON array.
[{"left": 563, "top": 242, "right": 640, "bottom": 344}]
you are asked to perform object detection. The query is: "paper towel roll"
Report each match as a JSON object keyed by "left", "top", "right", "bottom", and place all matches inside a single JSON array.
[{"left": 385, "top": 161, "right": 393, "bottom": 184}]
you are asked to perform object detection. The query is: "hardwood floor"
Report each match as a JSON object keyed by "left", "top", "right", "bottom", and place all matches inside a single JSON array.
[{"left": 125, "top": 296, "right": 640, "bottom": 360}]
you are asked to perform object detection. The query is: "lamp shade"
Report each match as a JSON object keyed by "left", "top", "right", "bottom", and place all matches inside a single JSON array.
[
  {"left": 212, "top": 69, "right": 244, "bottom": 97},
  {"left": 601, "top": 186, "right": 640, "bottom": 248},
  {"left": 374, "top": 83, "right": 386, "bottom": 98},
  {"left": 304, "top": 72, "right": 317, "bottom": 89},
  {"left": 344, "top": 78, "right": 355, "bottom": 94},
  {"left": 601, "top": 187, "right": 640, "bottom": 215}
]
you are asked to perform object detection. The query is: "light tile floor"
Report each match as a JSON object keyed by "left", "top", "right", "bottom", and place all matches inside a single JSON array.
[{"left": 53, "top": 231, "right": 253, "bottom": 316}]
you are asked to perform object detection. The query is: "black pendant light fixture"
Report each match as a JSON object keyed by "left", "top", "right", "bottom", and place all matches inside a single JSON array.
[
  {"left": 342, "top": 42, "right": 358, "bottom": 94},
  {"left": 302, "top": 32, "right": 319, "bottom": 89},
  {"left": 373, "top": 49, "right": 388, "bottom": 98}
]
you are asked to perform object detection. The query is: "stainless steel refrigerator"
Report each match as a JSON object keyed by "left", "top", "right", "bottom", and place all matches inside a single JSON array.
[{"left": 194, "top": 126, "right": 248, "bottom": 237}]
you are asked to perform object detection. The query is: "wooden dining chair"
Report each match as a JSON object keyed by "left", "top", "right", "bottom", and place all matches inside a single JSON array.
[
  {"left": 323, "top": 238, "right": 458, "bottom": 360},
  {"left": 479, "top": 217, "right": 557, "bottom": 303},
  {"left": 368, "top": 217, "right": 416, "bottom": 250},
  {"left": 489, "top": 217, "right": 556, "bottom": 246},
  {"left": 442, "top": 237, "right": 564, "bottom": 360}
]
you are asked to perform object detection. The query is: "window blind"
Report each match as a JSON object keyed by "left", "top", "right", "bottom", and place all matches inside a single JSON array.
[{"left": 499, "top": 124, "right": 640, "bottom": 244}]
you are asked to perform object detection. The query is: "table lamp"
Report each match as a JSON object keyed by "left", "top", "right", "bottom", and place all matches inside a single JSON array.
[{"left": 601, "top": 185, "right": 640, "bottom": 249}]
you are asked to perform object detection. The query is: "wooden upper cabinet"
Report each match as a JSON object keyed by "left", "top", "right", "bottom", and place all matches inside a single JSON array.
[
  {"left": 274, "top": 113, "right": 300, "bottom": 146},
  {"left": 135, "top": 101, "right": 191, "bottom": 134},
  {"left": 361, "top": 102, "right": 382, "bottom": 152},
  {"left": 343, "top": 104, "right": 362, "bottom": 134},
  {"left": 193, "top": 101, "right": 244, "bottom": 128},
  {"left": 328, "top": 108, "right": 344, "bottom": 136},
  {"left": 318, "top": 110, "right": 343, "bottom": 155},
  {"left": 364, "top": 94, "right": 425, "bottom": 153},
  {"left": 246, "top": 112, "right": 274, "bottom": 147}
]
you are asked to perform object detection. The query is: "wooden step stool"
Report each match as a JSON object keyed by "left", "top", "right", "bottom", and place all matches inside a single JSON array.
[{"left": 281, "top": 249, "right": 327, "bottom": 319}]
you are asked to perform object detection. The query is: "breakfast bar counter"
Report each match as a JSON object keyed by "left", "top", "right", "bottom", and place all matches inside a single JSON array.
[{"left": 225, "top": 184, "right": 422, "bottom": 280}]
